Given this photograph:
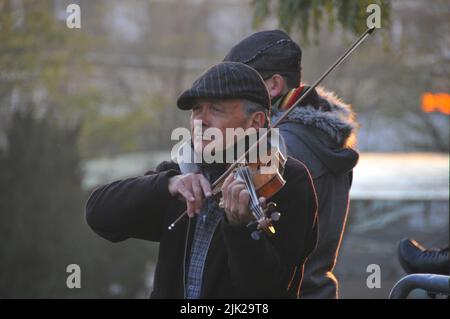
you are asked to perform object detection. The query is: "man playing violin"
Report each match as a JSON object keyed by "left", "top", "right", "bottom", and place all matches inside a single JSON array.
[{"left": 85, "top": 61, "right": 318, "bottom": 298}]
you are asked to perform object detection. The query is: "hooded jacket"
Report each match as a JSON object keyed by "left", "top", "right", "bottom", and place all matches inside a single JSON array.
[
  {"left": 271, "top": 86, "right": 359, "bottom": 298},
  {"left": 85, "top": 156, "right": 318, "bottom": 298}
]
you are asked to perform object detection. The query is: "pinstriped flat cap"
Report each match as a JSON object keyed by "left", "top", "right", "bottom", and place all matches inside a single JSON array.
[{"left": 177, "top": 62, "right": 270, "bottom": 110}]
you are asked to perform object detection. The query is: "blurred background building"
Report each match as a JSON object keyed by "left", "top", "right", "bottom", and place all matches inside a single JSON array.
[{"left": 0, "top": 0, "right": 448, "bottom": 298}]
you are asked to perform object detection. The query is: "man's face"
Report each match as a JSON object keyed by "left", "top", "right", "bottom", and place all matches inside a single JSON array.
[{"left": 190, "top": 99, "right": 256, "bottom": 154}]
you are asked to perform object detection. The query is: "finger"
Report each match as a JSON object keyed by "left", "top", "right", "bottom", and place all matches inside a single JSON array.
[
  {"left": 177, "top": 183, "right": 195, "bottom": 217},
  {"left": 183, "top": 190, "right": 195, "bottom": 217},
  {"left": 258, "top": 197, "right": 266, "bottom": 208},
  {"left": 178, "top": 183, "right": 195, "bottom": 203},
  {"left": 230, "top": 184, "right": 245, "bottom": 213},
  {"left": 224, "top": 203, "right": 239, "bottom": 225},
  {"left": 239, "top": 189, "right": 251, "bottom": 220},
  {"left": 221, "top": 174, "right": 234, "bottom": 209},
  {"left": 225, "top": 178, "right": 236, "bottom": 212},
  {"left": 186, "top": 201, "right": 195, "bottom": 218},
  {"left": 227, "top": 179, "right": 244, "bottom": 210},
  {"left": 221, "top": 173, "right": 234, "bottom": 193},
  {"left": 191, "top": 177, "right": 204, "bottom": 214},
  {"left": 198, "top": 175, "right": 212, "bottom": 198}
]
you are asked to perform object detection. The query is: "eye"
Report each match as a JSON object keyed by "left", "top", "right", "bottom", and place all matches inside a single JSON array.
[{"left": 211, "top": 104, "right": 223, "bottom": 113}]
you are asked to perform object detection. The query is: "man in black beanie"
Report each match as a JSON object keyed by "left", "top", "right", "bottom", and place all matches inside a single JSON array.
[
  {"left": 225, "top": 30, "right": 359, "bottom": 299},
  {"left": 85, "top": 61, "right": 318, "bottom": 298}
]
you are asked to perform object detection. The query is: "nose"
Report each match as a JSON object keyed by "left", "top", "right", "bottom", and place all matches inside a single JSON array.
[
  {"left": 193, "top": 109, "right": 204, "bottom": 121},
  {"left": 192, "top": 108, "right": 210, "bottom": 128}
]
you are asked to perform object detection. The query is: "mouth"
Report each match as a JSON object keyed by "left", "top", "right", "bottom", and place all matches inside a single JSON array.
[
  {"left": 193, "top": 134, "right": 212, "bottom": 142},
  {"left": 193, "top": 128, "right": 214, "bottom": 141}
]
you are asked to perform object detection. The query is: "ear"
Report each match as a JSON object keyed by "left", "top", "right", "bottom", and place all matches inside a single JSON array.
[
  {"left": 248, "top": 111, "right": 267, "bottom": 130},
  {"left": 265, "top": 74, "right": 287, "bottom": 99}
]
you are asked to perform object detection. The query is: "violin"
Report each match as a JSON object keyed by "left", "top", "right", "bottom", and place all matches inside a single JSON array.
[
  {"left": 169, "top": 130, "right": 287, "bottom": 240},
  {"left": 213, "top": 140, "right": 287, "bottom": 240},
  {"left": 168, "top": 27, "right": 376, "bottom": 239}
]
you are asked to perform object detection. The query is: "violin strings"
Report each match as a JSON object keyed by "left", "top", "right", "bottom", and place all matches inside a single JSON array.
[
  {"left": 241, "top": 166, "right": 264, "bottom": 220},
  {"left": 237, "top": 168, "right": 255, "bottom": 216}
]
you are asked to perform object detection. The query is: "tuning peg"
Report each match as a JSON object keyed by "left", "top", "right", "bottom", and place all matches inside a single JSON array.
[
  {"left": 251, "top": 230, "right": 262, "bottom": 241},
  {"left": 265, "top": 202, "right": 277, "bottom": 212},
  {"left": 270, "top": 211, "right": 281, "bottom": 222}
]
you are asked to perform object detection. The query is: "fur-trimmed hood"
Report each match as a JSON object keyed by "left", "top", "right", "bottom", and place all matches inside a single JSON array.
[
  {"left": 272, "top": 86, "right": 357, "bottom": 148},
  {"left": 271, "top": 86, "right": 359, "bottom": 175}
]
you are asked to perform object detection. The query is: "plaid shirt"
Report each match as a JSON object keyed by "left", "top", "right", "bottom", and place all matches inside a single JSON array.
[{"left": 185, "top": 170, "right": 225, "bottom": 299}]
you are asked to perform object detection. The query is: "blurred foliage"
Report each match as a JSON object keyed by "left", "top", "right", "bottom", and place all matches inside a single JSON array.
[
  {"left": 252, "top": 0, "right": 448, "bottom": 152},
  {"left": 0, "top": 1, "right": 162, "bottom": 297},
  {"left": 0, "top": 108, "right": 157, "bottom": 298},
  {"left": 79, "top": 93, "right": 166, "bottom": 157},
  {"left": 0, "top": 0, "right": 165, "bottom": 158},
  {"left": 252, "top": 0, "right": 391, "bottom": 43},
  {"left": 0, "top": 0, "right": 96, "bottom": 113}
]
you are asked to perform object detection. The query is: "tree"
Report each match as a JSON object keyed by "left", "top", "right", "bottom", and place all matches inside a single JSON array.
[
  {"left": 252, "top": 0, "right": 391, "bottom": 42},
  {"left": 0, "top": 108, "right": 86, "bottom": 297},
  {"left": 0, "top": 108, "right": 157, "bottom": 298},
  {"left": 0, "top": 2, "right": 160, "bottom": 297}
]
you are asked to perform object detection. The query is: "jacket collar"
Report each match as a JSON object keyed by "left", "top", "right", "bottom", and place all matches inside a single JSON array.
[{"left": 272, "top": 86, "right": 358, "bottom": 148}]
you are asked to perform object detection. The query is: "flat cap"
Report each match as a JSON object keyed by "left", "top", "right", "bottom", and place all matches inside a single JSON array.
[
  {"left": 177, "top": 61, "right": 270, "bottom": 110},
  {"left": 223, "top": 30, "right": 301, "bottom": 77}
]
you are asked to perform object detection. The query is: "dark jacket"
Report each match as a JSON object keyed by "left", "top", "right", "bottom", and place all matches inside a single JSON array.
[
  {"left": 272, "top": 86, "right": 359, "bottom": 298},
  {"left": 85, "top": 157, "right": 318, "bottom": 298}
]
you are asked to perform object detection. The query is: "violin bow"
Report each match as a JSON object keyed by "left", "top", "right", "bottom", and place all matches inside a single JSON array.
[{"left": 169, "top": 27, "right": 376, "bottom": 230}]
